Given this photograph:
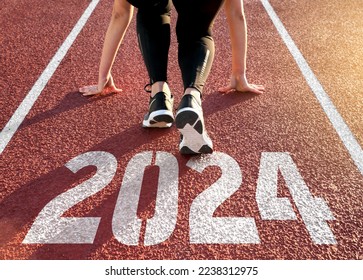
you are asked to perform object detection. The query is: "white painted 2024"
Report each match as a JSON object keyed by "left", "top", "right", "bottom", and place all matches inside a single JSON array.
[{"left": 23, "top": 151, "right": 336, "bottom": 245}]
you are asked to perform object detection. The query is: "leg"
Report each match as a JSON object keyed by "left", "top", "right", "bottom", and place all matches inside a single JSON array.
[
  {"left": 173, "top": 0, "right": 224, "bottom": 154},
  {"left": 173, "top": 0, "right": 224, "bottom": 95},
  {"left": 131, "top": 0, "right": 171, "bottom": 86},
  {"left": 129, "top": 0, "right": 174, "bottom": 127}
]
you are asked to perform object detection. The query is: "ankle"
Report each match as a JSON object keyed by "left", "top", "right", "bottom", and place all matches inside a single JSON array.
[
  {"left": 184, "top": 88, "right": 201, "bottom": 103},
  {"left": 151, "top": 81, "right": 171, "bottom": 97}
]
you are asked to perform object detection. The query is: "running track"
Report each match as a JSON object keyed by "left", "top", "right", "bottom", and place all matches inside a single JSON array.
[{"left": 0, "top": 0, "right": 362, "bottom": 260}]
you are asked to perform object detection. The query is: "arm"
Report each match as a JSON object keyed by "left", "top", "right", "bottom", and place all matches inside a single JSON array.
[
  {"left": 80, "top": 0, "right": 134, "bottom": 96},
  {"left": 219, "top": 0, "right": 265, "bottom": 94}
]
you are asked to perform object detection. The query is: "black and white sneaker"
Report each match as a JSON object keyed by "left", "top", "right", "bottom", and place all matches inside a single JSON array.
[
  {"left": 175, "top": 94, "right": 213, "bottom": 154},
  {"left": 143, "top": 91, "right": 174, "bottom": 128}
]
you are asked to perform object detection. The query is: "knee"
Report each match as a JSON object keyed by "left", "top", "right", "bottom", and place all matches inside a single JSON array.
[
  {"left": 136, "top": 1, "right": 171, "bottom": 25},
  {"left": 111, "top": 1, "right": 132, "bottom": 22},
  {"left": 111, "top": 9, "right": 124, "bottom": 21},
  {"left": 176, "top": 24, "right": 211, "bottom": 46}
]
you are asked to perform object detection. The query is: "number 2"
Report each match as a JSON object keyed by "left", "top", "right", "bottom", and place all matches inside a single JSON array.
[
  {"left": 23, "top": 151, "right": 117, "bottom": 244},
  {"left": 188, "top": 152, "right": 260, "bottom": 244}
]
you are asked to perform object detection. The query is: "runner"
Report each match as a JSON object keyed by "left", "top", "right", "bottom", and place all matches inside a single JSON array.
[{"left": 79, "top": 0, "right": 265, "bottom": 154}]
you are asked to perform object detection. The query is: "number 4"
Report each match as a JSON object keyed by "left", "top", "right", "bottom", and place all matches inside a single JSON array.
[{"left": 256, "top": 152, "right": 336, "bottom": 244}]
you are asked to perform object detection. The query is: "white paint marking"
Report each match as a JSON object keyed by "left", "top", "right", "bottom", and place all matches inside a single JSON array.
[
  {"left": 23, "top": 151, "right": 118, "bottom": 244},
  {"left": 144, "top": 152, "right": 178, "bottom": 246},
  {"left": 261, "top": 0, "right": 363, "bottom": 175},
  {"left": 257, "top": 152, "right": 336, "bottom": 244},
  {"left": 112, "top": 152, "right": 152, "bottom": 246},
  {"left": 0, "top": 0, "right": 100, "bottom": 154},
  {"left": 188, "top": 152, "right": 260, "bottom": 244},
  {"left": 112, "top": 151, "right": 179, "bottom": 246},
  {"left": 256, "top": 153, "right": 297, "bottom": 221}
]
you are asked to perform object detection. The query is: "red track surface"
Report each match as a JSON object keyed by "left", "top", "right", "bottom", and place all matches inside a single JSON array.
[{"left": 0, "top": 0, "right": 362, "bottom": 260}]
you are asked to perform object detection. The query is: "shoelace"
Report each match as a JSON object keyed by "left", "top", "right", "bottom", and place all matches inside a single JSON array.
[{"left": 144, "top": 83, "right": 152, "bottom": 93}]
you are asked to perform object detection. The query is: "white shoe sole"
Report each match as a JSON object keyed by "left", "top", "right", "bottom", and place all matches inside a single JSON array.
[
  {"left": 175, "top": 108, "right": 213, "bottom": 154},
  {"left": 143, "top": 110, "right": 174, "bottom": 128}
]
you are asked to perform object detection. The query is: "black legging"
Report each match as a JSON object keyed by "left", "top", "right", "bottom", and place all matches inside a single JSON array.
[{"left": 127, "top": 0, "right": 224, "bottom": 94}]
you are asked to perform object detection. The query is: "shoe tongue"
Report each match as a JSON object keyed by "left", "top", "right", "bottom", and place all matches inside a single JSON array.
[{"left": 152, "top": 91, "right": 170, "bottom": 99}]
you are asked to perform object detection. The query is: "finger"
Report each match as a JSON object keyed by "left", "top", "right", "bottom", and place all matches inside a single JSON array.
[
  {"left": 79, "top": 85, "right": 90, "bottom": 92},
  {"left": 248, "top": 84, "right": 265, "bottom": 93},
  {"left": 79, "top": 87, "right": 88, "bottom": 93},
  {"left": 82, "top": 91, "right": 99, "bottom": 96},
  {"left": 82, "top": 89, "right": 100, "bottom": 96},
  {"left": 218, "top": 85, "right": 234, "bottom": 93},
  {"left": 110, "top": 87, "right": 123, "bottom": 93},
  {"left": 79, "top": 85, "right": 97, "bottom": 93},
  {"left": 113, "top": 88, "right": 123, "bottom": 94},
  {"left": 235, "top": 85, "right": 263, "bottom": 94},
  {"left": 252, "top": 89, "right": 263, "bottom": 94},
  {"left": 252, "top": 84, "right": 266, "bottom": 91},
  {"left": 249, "top": 87, "right": 265, "bottom": 94},
  {"left": 103, "top": 86, "right": 123, "bottom": 95}
]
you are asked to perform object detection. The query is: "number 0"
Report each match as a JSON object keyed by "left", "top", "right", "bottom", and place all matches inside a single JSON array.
[{"left": 112, "top": 151, "right": 178, "bottom": 246}]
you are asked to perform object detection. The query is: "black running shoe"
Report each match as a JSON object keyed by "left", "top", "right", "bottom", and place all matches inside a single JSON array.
[
  {"left": 143, "top": 91, "right": 174, "bottom": 128},
  {"left": 175, "top": 94, "right": 213, "bottom": 154}
]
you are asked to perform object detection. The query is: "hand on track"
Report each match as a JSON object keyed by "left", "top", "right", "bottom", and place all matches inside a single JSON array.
[
  {"left": 79, "top": 76, "right": 122, "bottom": 96},
  {"left": 219, "top": 74, "right": 265, "bottom": 94}
]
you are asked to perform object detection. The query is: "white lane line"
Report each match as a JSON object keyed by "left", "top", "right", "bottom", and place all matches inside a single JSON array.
[
  {"left": 261, "top": 0, "right": 363, "bottom": 175},
  {"left": 0, "top": 0, "right": 100, "bottom": 155}
]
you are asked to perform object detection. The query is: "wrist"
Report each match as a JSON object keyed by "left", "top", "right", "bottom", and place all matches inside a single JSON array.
[
  {"left": 231, "top": 64, "right": 246, "bottom": 75},
  {"left": 232, "top": 69, "right": 246, "bottom": 79},
  {"left": 98, "top": 75, "right": 111, "bottom": 87}
]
